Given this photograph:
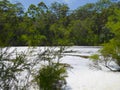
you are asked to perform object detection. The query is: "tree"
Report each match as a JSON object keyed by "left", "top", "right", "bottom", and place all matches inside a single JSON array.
[
  {"left": 50, "top": 2, "right": 69, "bottom": 19},
  {"left": 0, "top": 0, "right": 25, "bottom": 46},
  {"left": 90, "top": 8, "right": 120, "bottom": 71},
  {"left": 104, "top": 8, "right": 120, "bottom": 66},
  {"left": 69, "top": 18, "right": 98, "bottom": 45}
]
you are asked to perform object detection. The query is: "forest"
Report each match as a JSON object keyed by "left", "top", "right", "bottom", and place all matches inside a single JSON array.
[{"left": 0, "top": 0, "right": 120, "bottom": 46}]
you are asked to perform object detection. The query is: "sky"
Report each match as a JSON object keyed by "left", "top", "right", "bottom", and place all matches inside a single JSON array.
[{"left": 9, "top": 0, "right": 98, "bottom": 10}]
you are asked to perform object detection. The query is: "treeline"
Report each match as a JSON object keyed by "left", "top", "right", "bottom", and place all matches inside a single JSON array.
[{"left": 0, "top": 0, "right": 120, "bottom": 46}]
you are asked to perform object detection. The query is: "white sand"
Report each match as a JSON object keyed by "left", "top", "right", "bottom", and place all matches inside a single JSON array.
[
  {"left": 62, "top": 46, "right": 120, "bottom": 90},
  {"left": 5, "top": 46, "right": 120, "bottom": 90}
]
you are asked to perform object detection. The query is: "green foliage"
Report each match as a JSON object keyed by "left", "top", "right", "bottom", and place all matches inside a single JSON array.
[
  {"left": 90, "top": 54, "right": 99, "bottom": 61},
  {"left": 100, "top": 41, "right": 115, "bottom": 57},
  {"left": 0, "top": 46, "right": 69, "bottom": 89},
  {"left": 106, "top": 8, "right": 120, "bottom": 38},
  {"left": 92, "top": 7, "right": 120, "bottom": 69},
  {"left": 35, "top": 64, "right": 67, "bottom": 90},
  {"left": 34, "top": 47, "right": 69, "bottom": 90},
  {"left": 50, "top": 2, "right": 69, "bottom": 19},
  {"left": 102, "top": 7, "right": 120, "bottom": 66},
  {"left": 0, "top": 0, "right": 120, "bottom": 46},
  {"left": 0, "top": 48, "right": 31, "bottom": 89}
]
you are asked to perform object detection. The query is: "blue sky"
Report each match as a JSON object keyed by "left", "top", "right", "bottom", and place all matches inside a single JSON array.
[{"left": 9, "top": 0, "right": 98, "bottom": 10}]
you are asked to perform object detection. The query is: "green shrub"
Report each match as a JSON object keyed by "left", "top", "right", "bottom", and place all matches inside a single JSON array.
[
  {"left": 90, "top": 54, "right": 99, "bottom": 61},
  {"left": 0, "top": 48, "right": 31, "bottom": 90},
  {"left": 34, "top": 47, "right": 69, "bottom": 90},
  {"left": 35, "top": 64, "right": 67, "bottom": 90}
]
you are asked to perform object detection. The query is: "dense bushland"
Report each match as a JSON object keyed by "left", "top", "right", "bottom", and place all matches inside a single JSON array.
[{"left": 1, "top": 0, "right": 120, "bottom": 46}]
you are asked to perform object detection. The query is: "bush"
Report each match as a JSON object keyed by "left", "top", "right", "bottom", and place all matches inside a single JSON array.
[
  {"left": 90, "top": 40, "right": 120, "bottom": 71},
  {"left": 34, "top": 47, "right": 69, "bottom": 90},
  {"left": 35, "top": 64, "right": 67, "bottom": 90},
  {"left": 0, "top": 47, "right": 31, "bottom": 90},
  {"left": 0, "top": 47, "right": 70, "bottom": 89}
]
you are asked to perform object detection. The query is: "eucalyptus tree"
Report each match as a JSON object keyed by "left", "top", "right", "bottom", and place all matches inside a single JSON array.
[
  {"left": 91, "top": 8, "right": 120, "bottom": 71},
  {"left": 103, "top": 8, "right": 120, "bottom": 66},
  {"left": 49, "top": 2, "right": 71, "bottom": 45},
  {"left": 0, "top": 0, "right": 24, "bottom": 46},
  {"left": 23, "top": 2, "right": 50, "bottom": 46},
  {"left": 50, "top": 2, "right": 69, "bottom": 19}
]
